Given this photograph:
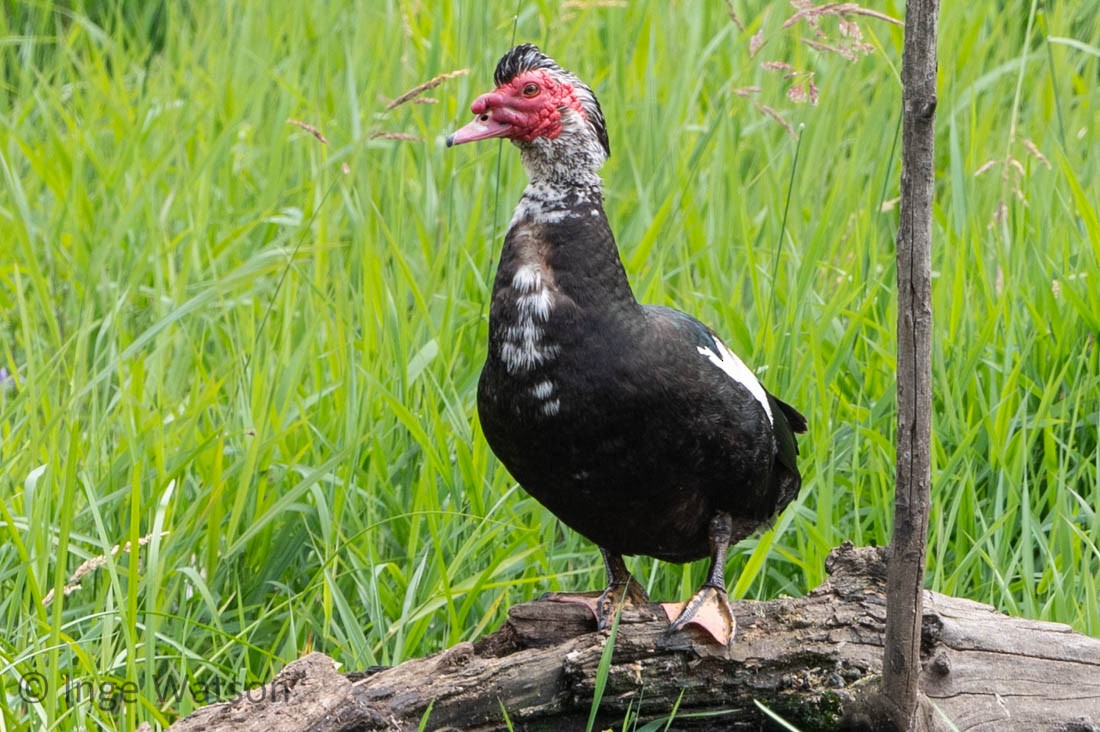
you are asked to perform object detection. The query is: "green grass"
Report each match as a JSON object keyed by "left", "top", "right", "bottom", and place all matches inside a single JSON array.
[{"left": 1, "top": 0, "right": 1097, "bottom": 729}]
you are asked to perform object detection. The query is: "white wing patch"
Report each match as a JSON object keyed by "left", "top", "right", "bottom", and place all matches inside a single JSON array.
[
  {"left": 530, "top": 380, "right": 555, "bottom": 400},
  {"left": 697, "top": 339, "right": 774, "bottom": 425},
  {"left": 511, "top": 265, "right": 541, "bottom": 293},
  {"left": 500, "top": 264, "right": 560, "bottom": 374}
]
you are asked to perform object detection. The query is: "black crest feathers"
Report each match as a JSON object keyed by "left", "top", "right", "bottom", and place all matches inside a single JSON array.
[{"left": 494, "top": 44, "right": 561, "bottom": 86}]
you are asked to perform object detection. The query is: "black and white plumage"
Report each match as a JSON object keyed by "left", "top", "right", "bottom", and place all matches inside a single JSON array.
[{"left": 448, "top": 45, "right": 807, "bottom": 644}]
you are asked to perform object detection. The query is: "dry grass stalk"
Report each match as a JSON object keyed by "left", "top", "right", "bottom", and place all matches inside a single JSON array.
[
  {"left": 750, "top": 28, "right": 767, "bottom": 57},
  {"left": 754, "top": 102, "right": 797, "bottom": 139},
  {"left": 787, "top": 73, "right": 819, "bottom": 105},
  {"left": 43, "top": 532, "right": 167, "bottom": 606},
  {"left": 386, "top": 68, "right": 469, "bottom": 111},
  {"left": 802, "top": 37, "right": 873, "bottom": 61},
  {"left": 1021, "top": 138, "right": 1051, "bottom": 169},
  {"left": 369, "top": 131, "right": 421, "bottom": 142},
  {"left": 975, "top": 160, "right": 998, "bottom": 177},
  {"left": 724, "top": 0, "right": 745, "bottom": 31},
  {"left": 976, "top": 137, "right": 1050, "bottom": 219},
  {"left": 287, "top": 118, "right": 328, "bottom": 144},
  {"left": 783, "top": 2, "right": 901, "bottom": 29}
]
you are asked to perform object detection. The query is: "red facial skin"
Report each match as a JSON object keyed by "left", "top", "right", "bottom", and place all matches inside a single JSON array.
[{"left": 447, "top": 69, "right": 586, "bottom": 146}]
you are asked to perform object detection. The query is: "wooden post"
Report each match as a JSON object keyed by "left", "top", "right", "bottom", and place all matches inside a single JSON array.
[{"left": 885, "top": 0, "right": 939, "bottom": 728}]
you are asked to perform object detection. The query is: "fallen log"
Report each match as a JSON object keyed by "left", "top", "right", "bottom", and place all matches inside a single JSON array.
[{"left": 168, "top": 544, "right": 1100, "bottom": 731}]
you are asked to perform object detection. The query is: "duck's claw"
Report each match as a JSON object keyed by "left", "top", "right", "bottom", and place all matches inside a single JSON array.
[
  {"left": 661, "top": 584, "right": 736, "bottom": 646},
  {"left": 596, "top": 578, "right": 650, "bottom": 630}
]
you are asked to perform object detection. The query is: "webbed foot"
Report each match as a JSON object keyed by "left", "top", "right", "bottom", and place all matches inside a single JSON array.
[
  {"left": 662, "top": 511, "right": 738, "bottom": 647},
  {"left": 544, "top": 549, "right": 650, "bottom": 629},
  {"left": 662, "top": 584, "right": 736, "bottom": 646}
]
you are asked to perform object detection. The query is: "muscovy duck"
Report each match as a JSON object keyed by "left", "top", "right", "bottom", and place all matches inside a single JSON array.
[{"left": 447, "top": 44, "right": 807, "bottom": 645}]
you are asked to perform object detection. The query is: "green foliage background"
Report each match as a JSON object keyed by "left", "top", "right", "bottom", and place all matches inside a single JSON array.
[{"left": 1, "top": 0, "right": 1098, "bottom": 728}]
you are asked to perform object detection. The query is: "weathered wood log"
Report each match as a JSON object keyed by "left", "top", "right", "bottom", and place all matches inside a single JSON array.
[{"left": 168, "top": 545, "right": 1100, "bottom": 731}]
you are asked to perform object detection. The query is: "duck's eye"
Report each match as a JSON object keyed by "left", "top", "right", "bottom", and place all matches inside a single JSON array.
[{"left": 522, "top": 83, "right": 539, "bottom": 98}]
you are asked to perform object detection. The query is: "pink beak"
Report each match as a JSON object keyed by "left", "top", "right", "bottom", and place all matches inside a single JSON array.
[
  {"left": 446, "top": 112, "right": 512, "bottom": 147},
  {"left": 447, "top": 91, "right": 523, "bottom": 147}
]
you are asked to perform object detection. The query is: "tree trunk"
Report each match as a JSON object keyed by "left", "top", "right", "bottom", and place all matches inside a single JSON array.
[
  {"left": 888, "top": 0, "right": 939, "bottom": 728},
  {"left": 168, "top": 545, "right": 1100, "bottom": 732}
]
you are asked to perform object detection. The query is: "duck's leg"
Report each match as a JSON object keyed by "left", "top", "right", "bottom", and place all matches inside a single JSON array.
[
  {"left": 544, "top": 548, "right": 649, "bottom": 628},
  {"left": 595, "top": 548, "right": 650, "bottom": 629},
  {"left": 664, "top": 511, "right": 737, "bottom": 646}
]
